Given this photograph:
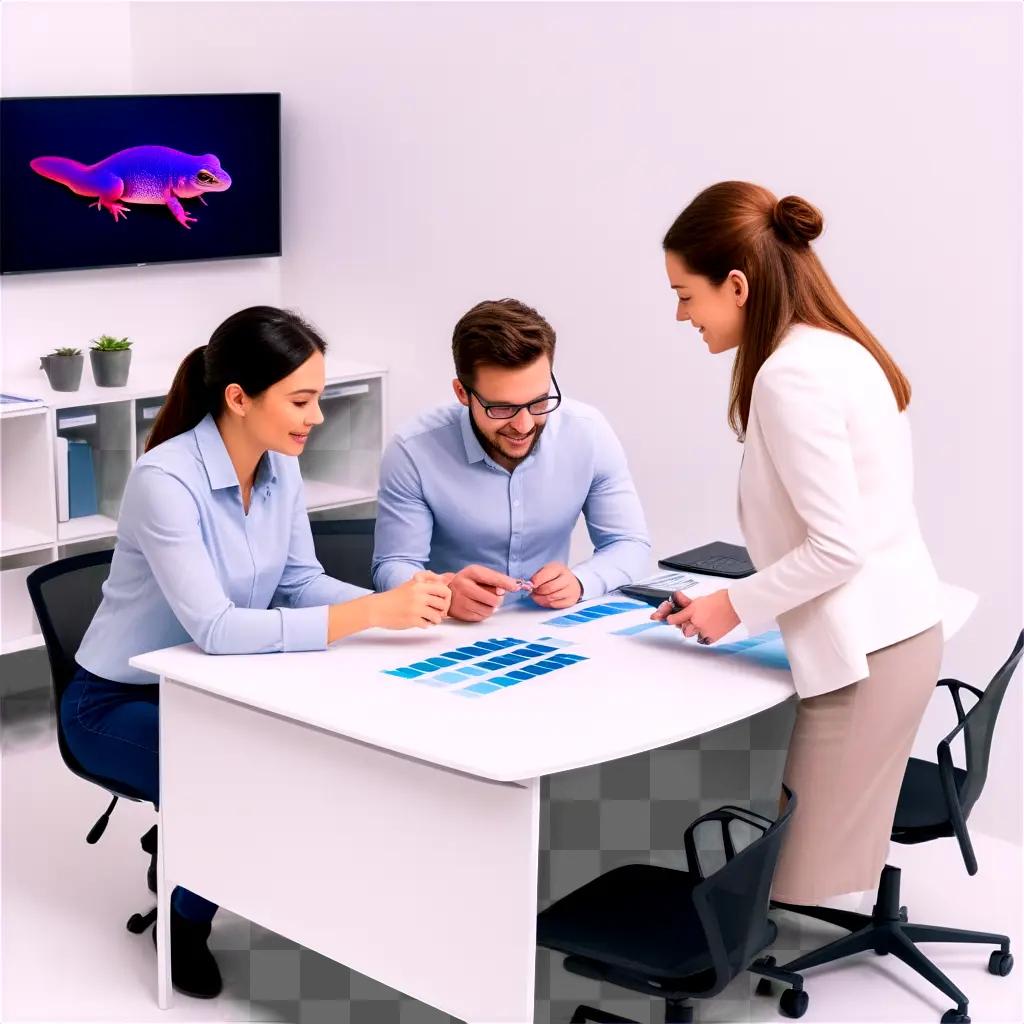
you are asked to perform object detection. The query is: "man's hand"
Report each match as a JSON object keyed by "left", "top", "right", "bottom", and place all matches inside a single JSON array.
[
  {"left": 447, "top": 564, "right": 520, "bottom": 622},
  {"left": 530, "top": 562, "right": 583, "bottom": 609}
]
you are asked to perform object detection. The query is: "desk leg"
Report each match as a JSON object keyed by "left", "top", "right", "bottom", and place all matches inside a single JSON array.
[
  {"left": 156, "top": 700, "right": 172, "bottom": 1009},
  {"left": 159, "top": 678, "right": 540, "bottom": 1023}
]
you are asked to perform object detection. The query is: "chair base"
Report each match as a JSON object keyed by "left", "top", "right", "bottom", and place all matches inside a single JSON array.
[
  {"left": 769, "top": 864, "right": 1012, "bottom": 1023},
  {"left": 561, "top": 953, "right": 807, "bottom": 1023}
]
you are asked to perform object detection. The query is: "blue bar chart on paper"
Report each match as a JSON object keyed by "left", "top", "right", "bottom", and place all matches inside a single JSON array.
[
  {"left": 542, "top": 599, "right": 649, "bottom": 628},
  {"left": 382, "top": 635, "right": 589, "bottom": 698},
  {"left": 612, "top": 620, "right": 791, "bottom": 671}
]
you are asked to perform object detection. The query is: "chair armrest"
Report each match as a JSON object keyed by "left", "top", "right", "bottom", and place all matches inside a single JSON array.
[{"left": 937, "top": 678, "right": 984, "bottom": 724}]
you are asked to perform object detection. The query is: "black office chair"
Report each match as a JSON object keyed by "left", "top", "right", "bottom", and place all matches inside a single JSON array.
[
  {"left": 769, "top": 630, "right": 1022, "bottom": 1024},
  {"left": 310, "top": 517, "right": 376, "bottom": 590},
  {"left": 537, "top": 787, "right": 808, "bottom": 1023},
  {"left": 26, "top": 549, "right": 159, "bottom": 921}
]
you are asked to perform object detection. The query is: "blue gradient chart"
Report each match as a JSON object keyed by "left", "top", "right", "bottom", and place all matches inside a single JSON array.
[
  {"left": 613, "top": 622, "right": 791, "bottom": 671},
  {"left": 542, "top": 600, "right": 648, "bottom": 628},
  {"left": 382, "top": 635, "right": 587, "bottom": 698}
]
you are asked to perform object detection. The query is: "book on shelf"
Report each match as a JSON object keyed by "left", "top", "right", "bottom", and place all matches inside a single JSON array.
[{"left": 63, "top": 438, "right": 98, "bottom": 520}]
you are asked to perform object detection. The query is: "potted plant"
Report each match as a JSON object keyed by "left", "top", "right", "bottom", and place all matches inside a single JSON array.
[
  {"left": 39, "top": 347, "right": 84, "bottom": 392},
  {"left": 90, "top": 334, "right": 133, "bottom": 387}
]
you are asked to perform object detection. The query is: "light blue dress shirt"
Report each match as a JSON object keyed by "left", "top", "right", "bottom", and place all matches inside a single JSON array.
[
  {"left": 372, "top": 399, "right": 651, "bottom": 600},
  {"left": 77, "top": 414, "right": 368, "bottom": 685}
]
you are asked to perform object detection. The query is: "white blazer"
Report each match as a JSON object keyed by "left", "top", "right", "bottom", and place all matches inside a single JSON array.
[{"left": 727, "top": 322, "right": 942, "bottom": 699}]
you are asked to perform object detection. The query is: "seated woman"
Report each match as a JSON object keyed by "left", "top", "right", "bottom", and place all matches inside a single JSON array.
[{"left": 62, "top": 305, "right": 451, "bottom": 998}]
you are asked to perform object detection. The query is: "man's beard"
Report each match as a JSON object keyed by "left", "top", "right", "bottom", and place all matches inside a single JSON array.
[{"left": 470, "top": 415, "right": 546, "bottom": 465}]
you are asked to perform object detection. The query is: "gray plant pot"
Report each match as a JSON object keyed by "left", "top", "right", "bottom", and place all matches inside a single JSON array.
[
  {"left": 39, "top": 354, "right": 84, "bottom": 392},
  {"left": 90, "top": 349, "right": 132, "bottom": 387}
]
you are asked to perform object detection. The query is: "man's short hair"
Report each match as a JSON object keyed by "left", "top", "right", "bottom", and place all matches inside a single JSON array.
[{"left": 452, "top": 298, "right": 556, "bottom": 383}]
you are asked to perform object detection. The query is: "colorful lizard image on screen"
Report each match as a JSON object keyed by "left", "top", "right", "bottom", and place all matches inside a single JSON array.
[{"left": 30, "top": 146, "right": 232, "bottom": 229}]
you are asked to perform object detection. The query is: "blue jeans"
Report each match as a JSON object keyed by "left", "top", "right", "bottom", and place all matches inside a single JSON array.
[{"left": 61, "top": 665, "right": 218, "bottom": 923}]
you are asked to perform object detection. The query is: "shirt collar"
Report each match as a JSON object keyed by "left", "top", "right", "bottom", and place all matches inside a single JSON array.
[
  {"left": 459, "top": 405, "right": 487, "bottom": 464},
  {"left": 194, "top": 414, "right": 279, "bottom": 491}
]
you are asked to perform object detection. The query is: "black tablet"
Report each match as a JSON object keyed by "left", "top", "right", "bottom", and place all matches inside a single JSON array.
[{"left": 658, "top": 541, "right": 755, "bottom": 579}]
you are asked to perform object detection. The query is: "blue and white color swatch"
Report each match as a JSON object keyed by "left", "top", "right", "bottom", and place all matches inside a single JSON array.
[
  {"left": 382, "top": 635, "right": 588, "bottom": 698},
  {"left": 542, "top": 599, "right": 648, "bottom": 628},
  {"left": 613, "top": 621, "right": 790, "bottom": 670}
]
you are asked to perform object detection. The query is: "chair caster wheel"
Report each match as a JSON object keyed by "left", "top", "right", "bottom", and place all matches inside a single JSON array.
[
  {"left": 779, "top": 988, "right": 808, "bottom": 1019},
  {"left": 988, "top": 951, "right": 1013, "bottom": 976},
  {"left": 940, "top": 1011, "right": 970, "bottom": 1023}
]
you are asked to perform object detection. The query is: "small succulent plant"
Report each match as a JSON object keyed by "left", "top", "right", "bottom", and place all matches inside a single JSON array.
[
  {"left": 91, "top": 334, "right": 133, "bottom": 351},
  {"left": 52, "top": 346, "right": 82, "bottom": 357}
]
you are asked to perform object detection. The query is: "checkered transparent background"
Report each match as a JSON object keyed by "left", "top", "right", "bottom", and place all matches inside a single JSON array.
[{"left": 200, "top": 698, "right": 821, "bottom": 1024}]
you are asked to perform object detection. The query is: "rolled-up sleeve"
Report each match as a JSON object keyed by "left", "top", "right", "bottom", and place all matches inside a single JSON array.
[
  {"left": 122, "top": 465, "right": 328, "bottom": 654},
  {"left": 572, "top": 412, "right": 652, "bottom": 598}
]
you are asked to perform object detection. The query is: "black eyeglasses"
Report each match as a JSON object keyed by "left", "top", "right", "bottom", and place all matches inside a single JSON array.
[{"left": 461, "top": 373, "right": 562, "bottom": 420}]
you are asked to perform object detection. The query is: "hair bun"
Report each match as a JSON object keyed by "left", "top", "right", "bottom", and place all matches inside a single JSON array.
[{"left": 772, "top": 195, "right": 823, "bottom": 246}]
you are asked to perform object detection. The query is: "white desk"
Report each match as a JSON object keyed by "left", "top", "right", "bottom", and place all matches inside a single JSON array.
[{"left": 130, "top": 577, "right": 977, "bottom": 1023}]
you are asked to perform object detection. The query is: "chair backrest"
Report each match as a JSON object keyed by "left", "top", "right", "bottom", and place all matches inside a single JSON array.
[
  {"left": 310, "top": 517, "right": 376, "bottom": 590},
  {"left": 688, "top": 790, "right": 796, "bottom": 996},
  {"left": 25, "top": 548, "right": 130, "bottom": 786},
  {"left": 26, "top": 548, "right": 113, "bottom": 706},
  {"left": 958, "top": 630, "right": 1024, "bottom": 817}
]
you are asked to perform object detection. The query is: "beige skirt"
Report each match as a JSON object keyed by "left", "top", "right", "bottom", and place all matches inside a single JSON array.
[{"left": 770, "top": 621, "right": 945, "bottom": 904}]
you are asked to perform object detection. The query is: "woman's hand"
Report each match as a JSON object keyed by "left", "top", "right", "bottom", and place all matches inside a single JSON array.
[
  {"left": 372, "top": 571, "right": 453, "bottom": 629},
  {"left": 651, "top": 588, "right": 740, "bottom": 644}
]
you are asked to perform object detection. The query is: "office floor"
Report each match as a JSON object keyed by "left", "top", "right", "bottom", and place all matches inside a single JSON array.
[{"left": 2, "top": 685, "right": 1020, "bottom": 1024}]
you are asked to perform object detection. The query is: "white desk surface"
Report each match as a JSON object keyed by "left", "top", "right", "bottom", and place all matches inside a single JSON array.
[{"left": 131, "top": 576, "right": 978, "bottom": 784}]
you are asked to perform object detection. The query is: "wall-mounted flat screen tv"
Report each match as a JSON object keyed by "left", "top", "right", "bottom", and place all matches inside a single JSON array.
[{"left": 0, "top": 92, "right": 281, "bottom": 274}]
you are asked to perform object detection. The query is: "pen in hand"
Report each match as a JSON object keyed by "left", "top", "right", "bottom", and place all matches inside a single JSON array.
[{"left": 663, "top": 592, "right": 712, "bottom": 645}]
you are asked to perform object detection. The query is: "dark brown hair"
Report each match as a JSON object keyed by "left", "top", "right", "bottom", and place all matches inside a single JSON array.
[
  {"left": 663, "top": 181, "right": 910, "bottom": 438},
  {"left": 451, "top": 298, "right": 556, "bottom": 383},
  {"left": 146, "top": 306, "right": 327, "bottom": 452}
]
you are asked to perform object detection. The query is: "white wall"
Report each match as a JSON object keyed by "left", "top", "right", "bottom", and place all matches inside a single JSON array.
[
  {"left": 3, "top": 1, "right": 1021, "bottom": 842},
  {"left": 0, "top": 0, "right": 282, "bottom": 383}
]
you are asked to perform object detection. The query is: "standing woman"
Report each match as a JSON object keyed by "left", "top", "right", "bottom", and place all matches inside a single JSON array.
[
  {"left": 653, "top": 182, "right": 944, "bottom": 908},
  {"left": 63, "top": 306, "right": 451, "bottom": 998}
]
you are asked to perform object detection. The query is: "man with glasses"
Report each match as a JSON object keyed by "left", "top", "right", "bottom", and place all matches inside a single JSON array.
[{"left": 372, "top": 298, "right": 651, "bottom": 622}]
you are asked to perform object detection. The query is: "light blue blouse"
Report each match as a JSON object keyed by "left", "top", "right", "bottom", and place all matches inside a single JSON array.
[{"left": 77, "top": 414, "right": 367, "bottom": 684}]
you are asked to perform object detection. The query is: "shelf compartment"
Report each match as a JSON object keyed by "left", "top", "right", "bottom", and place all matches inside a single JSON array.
[
  {"left": 1, "top": 411, "right": 56, "bottom": 556},
  {"left": 300, "top": 376, "right": 383, "bottom": 503},
  {"left": 1, "top": 555, "right": 47, "bottom": 655},
  {"left": 55, "top": 401, "right": 132, "bottom": 523}
]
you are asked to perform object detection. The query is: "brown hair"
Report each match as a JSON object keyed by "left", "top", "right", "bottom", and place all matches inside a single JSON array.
[
  {"left": 663, "top": 181, "right": 910, "bottom": 438},
  {"left": 451, "top": 298, "right": 556, "bottom": 383},
  {"left": 146, "top": 306, "right": 326, "bottom": 452}
]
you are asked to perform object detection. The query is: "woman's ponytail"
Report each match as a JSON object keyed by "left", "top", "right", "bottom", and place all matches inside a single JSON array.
[{"left": 145, "top": 346, "right": 210, "bottom": 452}]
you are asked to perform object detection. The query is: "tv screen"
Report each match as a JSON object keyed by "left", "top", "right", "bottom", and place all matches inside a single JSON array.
[{"left": 0, "top": 92, "right": 281, "bottom": 274}]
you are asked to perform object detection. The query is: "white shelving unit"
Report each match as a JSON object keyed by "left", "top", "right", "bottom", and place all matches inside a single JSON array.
[{"left": 0, "top": 358, "right": 387, "bottom": 656}]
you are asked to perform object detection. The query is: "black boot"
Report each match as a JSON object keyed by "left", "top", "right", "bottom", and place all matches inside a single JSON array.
[
  {"left": 140, "top": 825, "right": 157, "bottom": 895},
  {"left": 152, "top": 905, "right": 223, "bottom": 999}
]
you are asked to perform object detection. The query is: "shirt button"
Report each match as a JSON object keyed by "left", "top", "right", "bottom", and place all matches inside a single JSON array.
[{"left": 512, "top": 500, "right": 520, "bottom": 507}]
